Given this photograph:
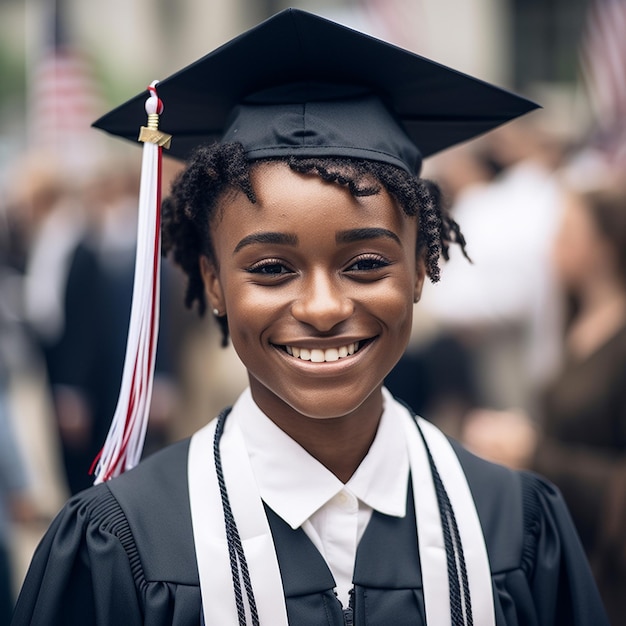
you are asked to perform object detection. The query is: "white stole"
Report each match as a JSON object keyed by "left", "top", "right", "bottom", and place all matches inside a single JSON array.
[{"left": 188, "top": 394, "right": 495, "bottom": 625}]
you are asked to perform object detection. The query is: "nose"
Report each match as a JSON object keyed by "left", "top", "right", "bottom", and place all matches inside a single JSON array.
[{"left": 291, "top": 270, "right": 354, "bottom": 331}]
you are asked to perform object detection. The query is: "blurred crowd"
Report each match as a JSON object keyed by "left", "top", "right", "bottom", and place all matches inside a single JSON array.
[{"left": 1, "top": 115, "right": 625, "bottom": 623}]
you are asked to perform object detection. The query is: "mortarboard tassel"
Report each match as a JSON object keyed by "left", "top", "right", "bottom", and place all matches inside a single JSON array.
[{"left": 92, "top": 81, "right": 171, "bottom": 484}]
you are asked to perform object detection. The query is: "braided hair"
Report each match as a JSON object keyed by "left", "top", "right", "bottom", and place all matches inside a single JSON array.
[{"left": 161, "top": 142, "right": 469, "bottom": 345}]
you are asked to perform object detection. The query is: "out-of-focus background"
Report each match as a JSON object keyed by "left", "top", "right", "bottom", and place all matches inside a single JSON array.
[{"left": 1, "top": 0, "right": 625, "bottom": 622}]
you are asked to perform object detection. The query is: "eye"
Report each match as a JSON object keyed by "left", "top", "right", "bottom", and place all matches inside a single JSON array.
[
  {"left": 246, "top": 259, "right": 294, "bottom": 277},
  {"left": 345, "top": 254, "right": 391, "bottom": 272}
]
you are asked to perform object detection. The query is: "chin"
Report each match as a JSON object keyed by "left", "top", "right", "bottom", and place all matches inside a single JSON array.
[{"left": 284, "top": 385, "right": 384, "bottom": 422}]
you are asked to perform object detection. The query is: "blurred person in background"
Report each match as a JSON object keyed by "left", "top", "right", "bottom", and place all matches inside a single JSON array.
[
  {"left": 533, "top": 179, "right": 626, "bottom": 622},
  {"left": 387, "top": 120, "right": 567, "bottom": 435},
  {"left": 463, "top": 175, "right": 626, "bottom": 623},
  {"left": 13, "top": 157, "right": 109, "bottom": 495}
]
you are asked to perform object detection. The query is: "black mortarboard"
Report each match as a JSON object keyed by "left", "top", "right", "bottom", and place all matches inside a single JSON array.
[{"left": 93, "top": 7, "right": 538, "bottom": 175}]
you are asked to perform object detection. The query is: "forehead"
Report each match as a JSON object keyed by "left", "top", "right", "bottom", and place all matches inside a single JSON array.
[
  {"left": 217, "top": 160, "right": 410, "bottom": 228},
  {"left": 208, "top": 160, "right": 421, "bottom": 265}
]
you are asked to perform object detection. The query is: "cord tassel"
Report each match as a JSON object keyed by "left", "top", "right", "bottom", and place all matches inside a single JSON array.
[{"left": 92, "top": 81, "right": 171, "bottom": 484}]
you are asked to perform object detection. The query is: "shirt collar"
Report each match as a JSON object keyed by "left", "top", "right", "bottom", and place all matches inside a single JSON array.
[{"left": 231, "top": 387, "right": 409, "bottom": 529}]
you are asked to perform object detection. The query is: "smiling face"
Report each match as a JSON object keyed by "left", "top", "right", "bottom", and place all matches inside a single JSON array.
[{"left": 200, "top": 161, "right": 424, "bottom": 432}]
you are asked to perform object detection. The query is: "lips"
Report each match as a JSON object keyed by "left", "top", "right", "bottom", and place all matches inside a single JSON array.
[{"left": 281, "top": 341, "right": 368, "bottom": 362}]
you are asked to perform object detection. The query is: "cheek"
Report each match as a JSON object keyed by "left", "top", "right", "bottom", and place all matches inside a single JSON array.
[
  {"left": 390, "top": 292, "right": 415, "bottom": 337},
  {"left": 223, "top": 289, "right": 259, "bottom": 329},
  {"left": 366, "top": 279, "right": 415, "bottom": 331},
  {"left": 223, "top": 284, "right": 286, "bottom": 349}
]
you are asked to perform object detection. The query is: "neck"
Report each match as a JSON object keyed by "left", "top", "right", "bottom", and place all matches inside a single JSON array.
[
  {"left": 251, "top": 388, "right": 384, "bottom": 483},
  {"left": 289, "top": 415, "right": 381, "bottom": 483}
]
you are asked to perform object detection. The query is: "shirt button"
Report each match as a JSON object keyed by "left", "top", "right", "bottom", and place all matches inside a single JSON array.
[{"left": 337, "top": 492, "right": 348, "bottom": 504}]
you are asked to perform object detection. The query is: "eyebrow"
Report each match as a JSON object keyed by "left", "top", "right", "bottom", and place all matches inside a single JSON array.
[
  {"left": 232, "top": 227, "right": 401, "bottom": 255},
  {"left": 336, "top": 228, "right": 401, "bottom": 245},
  {"left": 233, "top": 231, "right": 299, "bottom": 254}
]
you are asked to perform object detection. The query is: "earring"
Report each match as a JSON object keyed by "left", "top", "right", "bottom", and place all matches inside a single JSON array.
[{"left": 212, "top": 308, "right": 220, "bottom": 316}]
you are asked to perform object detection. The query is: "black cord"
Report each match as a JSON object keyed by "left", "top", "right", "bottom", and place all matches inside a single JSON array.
[
  {"left": 417, "top": 420, "right": 473, "bottom": 626},
  {"left": 213, "top": 409, "right": 260, "bottom": 626}
]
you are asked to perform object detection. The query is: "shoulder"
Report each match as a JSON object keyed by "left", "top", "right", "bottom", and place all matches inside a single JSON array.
[
  {"left": 51, "top": 438, "right": 193, "bottom": 543},
  {"left": 450, "top": 432, "right": 566, "bottom": 509},
  {"left": 449, "top": 442, "right": 525, "bottom": 571},
  {"left": 57, "top": 438, "right": 191, "bottom": 514},
  {"left": 450, "top": 440, "right": 576, "bottom": 576},
  {"left": 451, "top": 439, "right": 521, "bottom": 497},
  {"left": 13, "top": 440, "right": 200, "bottom": 624},
  {"left": 52, "top": 438, "right": 197, "bottom": 584},
  {"left": 104, "top": 438, "right": 198, "bottom": 583},
  {"left": 107, "top": 437, "right": 191, "bottom": 503}
]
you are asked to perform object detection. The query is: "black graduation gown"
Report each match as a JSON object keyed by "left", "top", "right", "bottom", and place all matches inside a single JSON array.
[{"left": 12, "top": 436, "right": 609, "bottom": 625}]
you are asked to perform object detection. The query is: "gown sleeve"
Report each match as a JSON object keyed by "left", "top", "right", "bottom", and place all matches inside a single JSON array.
[
  {"left": 12, "top": 440, "right": 201, "bottom": 626},
  {"left": 11, "top": 484, "right": 143, "bottom": 626},
  {"left": 519, "top": 471, "right": 610, "bottom": 626}
]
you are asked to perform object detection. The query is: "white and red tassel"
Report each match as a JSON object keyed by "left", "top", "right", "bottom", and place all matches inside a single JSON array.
[{"left": 93, "top": 81, "right": 172, "bottom": 483}]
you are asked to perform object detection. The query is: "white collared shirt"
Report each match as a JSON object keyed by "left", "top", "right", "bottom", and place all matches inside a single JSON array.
[{"left": 232, "top": 388, "right": 409, "bottom": 607}]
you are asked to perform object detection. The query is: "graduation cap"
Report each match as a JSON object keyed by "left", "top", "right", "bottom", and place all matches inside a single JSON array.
[
  {"left": 91, "top": 8, "right": 538, "bottom": 484},
  {"left": 93, "top": 7, "right": 538, "bottom": 175}
]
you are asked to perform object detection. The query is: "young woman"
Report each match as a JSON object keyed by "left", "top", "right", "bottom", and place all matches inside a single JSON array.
[{"left": 12, "top": 9, "right": 608, "bottom": 626}]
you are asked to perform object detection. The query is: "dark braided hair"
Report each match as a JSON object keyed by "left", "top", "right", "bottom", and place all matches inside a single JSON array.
[{"left": 162, "top": 142, "right": 469, "bottom": 345}]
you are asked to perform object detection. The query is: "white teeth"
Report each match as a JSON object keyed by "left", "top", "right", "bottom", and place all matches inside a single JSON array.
[
  {"left": 325, "top": 348, "right": 339, "bottom": 362},
  {"left": 284, "top": 342, "right": 361, "bottom": 362},
  {"left": 310, "top": 349, "right": 324, "bottom": 363}
]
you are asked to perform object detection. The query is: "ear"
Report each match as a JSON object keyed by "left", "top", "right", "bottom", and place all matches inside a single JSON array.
[
  {"left": 413, "top": 256, "right": 427, "bottom": 304},
  {"left": 199, "top": 255, "right": 225, "bottom": 315}
]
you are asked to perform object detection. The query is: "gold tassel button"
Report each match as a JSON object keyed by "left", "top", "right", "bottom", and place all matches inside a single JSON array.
[
  {"left": 139, "top": 127, "right": 172, "bottom": 149},
  {"left": 139, "top": 113, "right": 172, "bottom": 149}
]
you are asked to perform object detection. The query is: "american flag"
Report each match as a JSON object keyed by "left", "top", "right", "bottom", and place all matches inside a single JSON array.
[
  {"left": 27, "top": 0, "right": 103, "bottom": 172},
  {"left": 580, "top": 0, "right": 626, "bottom": 162}
]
